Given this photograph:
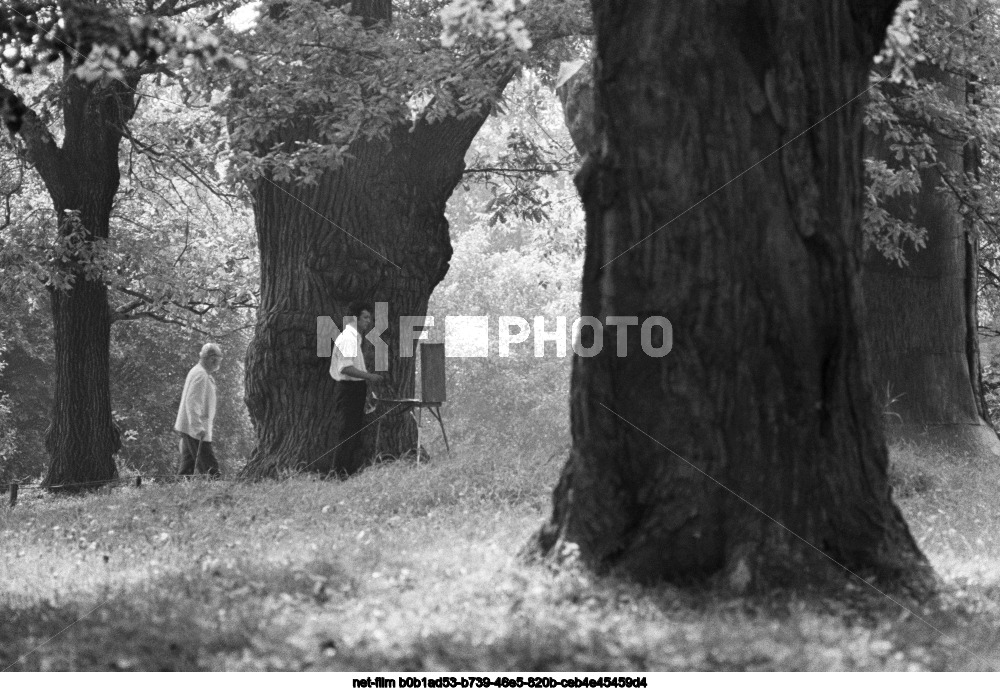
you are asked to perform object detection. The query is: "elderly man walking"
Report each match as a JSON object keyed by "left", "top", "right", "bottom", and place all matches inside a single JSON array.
[{"left": 175, "top": 343, "right": 223, "bottom": 477}]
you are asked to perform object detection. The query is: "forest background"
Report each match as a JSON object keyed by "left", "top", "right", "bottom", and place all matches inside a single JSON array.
[
  {"left": 6, "top": 0, "right": 1000, "bottom": 672},
  {"left": 1, "top": 0, "right": 1000, "bottom": 484}
]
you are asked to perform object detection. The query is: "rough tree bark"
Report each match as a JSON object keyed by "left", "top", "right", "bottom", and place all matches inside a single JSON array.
[
  {"left": 863, "top": 5, "right": 999, "bottom": 456},
  {"left": 558, "top": 9, "right": 1000, "bottom": 462},
  {"left": 240, "top": 0, "right": 515, "bottom": 478},
  {"left": 241, "top": 114, "right": 490, "bottom": 478},
  {"left": 1, "top": 74, "right": 135, "bottom": 490},
  {"left": 533, "top": 0, "right": 933, "bottom": 590}
]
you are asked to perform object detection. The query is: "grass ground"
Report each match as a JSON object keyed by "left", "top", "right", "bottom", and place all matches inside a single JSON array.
[{"left": 2, "top": 443, "right": 1000, "bottom": 672}]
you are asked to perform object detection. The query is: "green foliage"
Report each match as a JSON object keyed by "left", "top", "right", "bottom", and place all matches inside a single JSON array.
[
  {"left": 429, "top": 233, "right": 578, "bottom": 453},
  {"left": 863, "top": 0, "right": 1000, "bottom": 312},
  {"left": 217, "top": 0, "right": 590, "bottom": 183},
  {"left": 0, "top": 55, "right": 258, "bottom": 482},
  {"left": 0, "top": 1, "right": 243, "bottom": 133},
  {"left": 0, "top": 392, "right": 13, "bottom": 469},
  {"left": 439, "top": 0, "right": 532, "bottom": 50},
  {"left": 0, "top": 333, "right": 15, "bottom": 473},
  {"left": 221, "top": 0, "right": 524, "bottom": 182},
  {"left": 0, "top": 0, "right": 598, "bottom": 489},
  {"left": 862, "top": 157, "right": 925, "bottom": 266},
  {"left": 0, "top": 0, "right": 265, "bottom": 484},
  {"left": 110, "top": 325, "right": 255, "bottom": 478},
  {"left": 464, "top": 70, "right": 580, "bottom": 229},
  {"left": 427, "top": 73, "right": 583, "bottom": 455},
  {"left": 979, "top": 329, "right": 1000, "bottom": 428}
]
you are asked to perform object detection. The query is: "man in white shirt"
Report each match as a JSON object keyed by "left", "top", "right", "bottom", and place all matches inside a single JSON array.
[
  {"left": 330, "top": 302, "right": 384, "bottom": 474},
  {"left": 175, "top": 342, "right": 223, "bottom": 476}
]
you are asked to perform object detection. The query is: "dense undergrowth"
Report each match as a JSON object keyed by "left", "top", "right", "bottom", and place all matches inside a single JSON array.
[{"left": 1, "top": 442, "right": 999, "bottom": 671}]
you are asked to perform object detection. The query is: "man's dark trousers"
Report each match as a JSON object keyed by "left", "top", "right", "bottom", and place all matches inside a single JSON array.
[
  {"left": 178, "top": 433, "right": 220, "bottom": 476},
  {"left": 332, "top": 379, "right": 368, "bottom": 474}
]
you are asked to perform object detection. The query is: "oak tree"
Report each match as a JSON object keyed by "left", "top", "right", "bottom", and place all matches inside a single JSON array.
[
  {"left": 228, "top": 0, "right": 587, "bottom": 477},
  {"left": 0, "top": 0, "right": 240, "bottom": 489},
  {"left": 533, "top": 0, "right": 933, "bottom": 590}
]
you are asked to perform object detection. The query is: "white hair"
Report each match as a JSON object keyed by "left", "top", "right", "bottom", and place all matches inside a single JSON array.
[{"left": 200, "top": 343, "right": 222, "bottom": 358}]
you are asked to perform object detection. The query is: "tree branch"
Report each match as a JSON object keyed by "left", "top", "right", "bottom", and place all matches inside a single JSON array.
[
  {"left": 118, "top": 125, "right": 240, "bottom": 203},
  {"left": 174, "top": 220, "right": 192, "bottom": 266},
  {"left": 204, "top": 0, "right": 247, "bottom": 26},
  {"left": 112, "top": 310, "right": 213, "bottom": 334},
  {"left": 170, "top": 0, "right": 224, "bottom": 16},
  {"left": 0, "top": 82, "right": 63, "bottom": 187},
  {"left": 934, "top": 162, "right": 1000, "bottom": 242},
  {"left": 0, "top": 155, "right": 25, "bottom": 231},
  {"left": 113, "top": 284, "right": 257, "bottom": 317},
  {"left": 464, "top": 166, "right": 564, "bottom": 175},
  {"left": 980, "top": 263, "right": 1000, "bottom": 289}
]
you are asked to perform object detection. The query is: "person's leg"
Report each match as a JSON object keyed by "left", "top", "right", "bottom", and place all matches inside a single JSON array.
[
  {"left": 196, "top": 440, "right": 221, "bottom": 477},
  {"left": 333, "top": 381, "right": 368, "bottom": 474},
  {"left": 344, "top": 381, "right": 368, "bottom": 472},
  {"left": 328, "top": 381, "right": 348, "bottom": 475},
  {"left": 177, "top": 434, "right": 197, "bottom": 475}
]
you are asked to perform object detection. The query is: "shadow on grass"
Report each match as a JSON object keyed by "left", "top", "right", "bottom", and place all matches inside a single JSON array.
[
  {"left": 0, "top": 557, "right": 354, "bottom": 671},
  {"left": 6, "top": 563, "right": 1000, "bottom": 672}
]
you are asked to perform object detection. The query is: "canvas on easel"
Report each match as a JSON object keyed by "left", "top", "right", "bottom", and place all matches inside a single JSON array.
[
  {"left": 374, "top": 342, "right": 450, "bottom": 460},
  {"left": 420, "top": 342, "right": 446, "bottom": 403}
]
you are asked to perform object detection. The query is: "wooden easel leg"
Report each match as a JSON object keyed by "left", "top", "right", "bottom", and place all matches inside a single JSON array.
[
  {"left": 416, "top": 405, "right": 423, "bottom": 463},
  {"left": 430, "top": 406, "right": 450, "bottom": 455}
]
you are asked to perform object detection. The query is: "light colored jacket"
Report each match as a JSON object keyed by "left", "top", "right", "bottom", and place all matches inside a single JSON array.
[
  {"left": 174, "top": 362, "right": 217, "bottom": 441},
  {"left": 330, "top": 323, "right": 367, "bottom": 381}
]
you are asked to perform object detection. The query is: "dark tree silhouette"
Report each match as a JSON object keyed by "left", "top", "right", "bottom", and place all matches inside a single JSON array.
[{"left": 534, "top": 0, "right": 934, "bottom": 591}]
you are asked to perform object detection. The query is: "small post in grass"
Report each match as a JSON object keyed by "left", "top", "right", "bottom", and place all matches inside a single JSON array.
[
  {"left": 8, "top": 482, "right": 17, "bottom": 508},
  {"left": 135, "top": 475, "right": 142, "bottom": 488}
]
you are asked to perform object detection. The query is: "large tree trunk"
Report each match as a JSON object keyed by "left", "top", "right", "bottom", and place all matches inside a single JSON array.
[
  {"left": 863, "top": 166, "right": 998, "bottom": 456},
  {"left": 45, "top": 255, "right": 120, "bottom": 490},
  {"left": 863, "top": 19, "right": 999, "bottom": 457},
  {"left": 557, "top": 11, "right": 1000, "bottom": 461},
  {"left": 241, "top": 115, "right": 487, "bottom": 478},
  {"left": 533, "top": 0, "right": 933, "bottom": 591},
  {"left": 16, "top": 75, "right": 135, "bottom": 491}
]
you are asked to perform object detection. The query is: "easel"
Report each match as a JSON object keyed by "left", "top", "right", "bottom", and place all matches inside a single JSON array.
[{"left": 374, "top": 342, "right": 449, "bottom": 462}]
